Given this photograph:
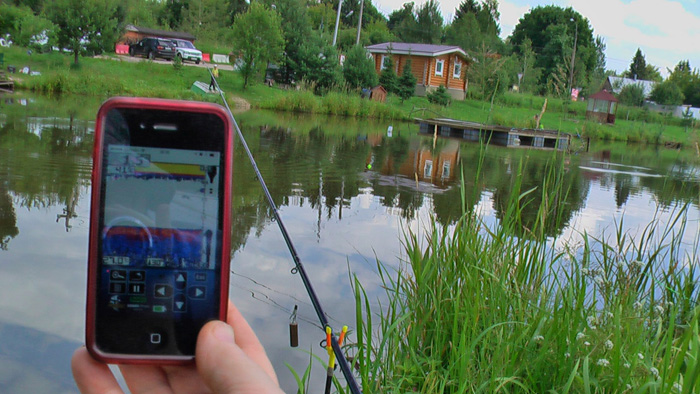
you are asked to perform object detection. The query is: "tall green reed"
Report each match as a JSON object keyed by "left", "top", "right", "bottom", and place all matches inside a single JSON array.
[{"left": 349, "top": 146, "right": 700, "bottom": 393}]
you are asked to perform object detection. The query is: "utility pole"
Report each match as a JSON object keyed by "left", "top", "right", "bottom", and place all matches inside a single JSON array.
[
  {"left": 355, "top": 0, "right": 364, "bottom": 45},
  {"left": 332, "top": 0, "right": 343, "bottom": 46},
  {"left": 568, "top": 18, "right": 578, "bottom": 100}
]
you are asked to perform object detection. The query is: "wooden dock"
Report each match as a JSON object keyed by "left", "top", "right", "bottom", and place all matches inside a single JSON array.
[
  {"left": 416, "top": 118, "right": 570, "bottom": 151},
  {"left": 0, "top": 71, "right": 14, "bottom": 93}
]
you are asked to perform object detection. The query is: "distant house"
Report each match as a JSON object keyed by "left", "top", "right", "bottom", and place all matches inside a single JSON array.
[
  {"left": 603, "top": 76, "right": 657, "bottom": 99},
  {"left": 121, "top": 25, "right": 196, "bottom": 45},
  {"left": 365, "top": 42, "right": 471, "bottom": 101}
]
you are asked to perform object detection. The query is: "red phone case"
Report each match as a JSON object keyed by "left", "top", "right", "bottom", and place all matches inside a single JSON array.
[{"left": 86, "top": 97, "right": 233, "bottom": 364}]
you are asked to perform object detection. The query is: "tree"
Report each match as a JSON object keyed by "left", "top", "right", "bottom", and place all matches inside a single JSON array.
[
  {"left": 45, "top": 0, "right": 119, "bottom": 65},
  {"left": 427, "top": 85, "right": 450, "bottom": 106},
  {"left": 668, "top": 60, "right": 700, "bottom": 107},
  {"left": 295, "top": 34, "right": 342, "bottom": 94},
  {"left": 414, "top": 0, "right": 443, "bottom": 44},
  {"left": 397, "top": 58, "right": 417, "bottom": 102},
  {"left": 378, "top": 55, "right": 398, "bottom": 94},
  {"left": 343, "top": 45, "right": 378, "bottom": 90},
  {"left": 468, "top": 42, "right": 507, "bottom": 99},
  {"left": 0, "top": 4, "right": 55, "bottom": 49},
  {"left": 274, "top": 0, "right": 312, "bottom": 84},
  {"left": 387, "top": 2, "right": 417, "bottom": 42},
  {"left": 510, "top": 6, "right": 596, "bottom": 95},
  {"left": 649, "top": 80, "right": 684, "bottom": 106},
  {"left": 231, "top": 2, "right": 284, "bottom": 89},
  {"left": 627, "top": 48, "right": 647, "bottom": 80}
]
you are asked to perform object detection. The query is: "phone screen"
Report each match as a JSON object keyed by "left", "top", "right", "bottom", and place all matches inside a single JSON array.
[{"left": 90, "top": 103, "right": 230, "bottom": 359}]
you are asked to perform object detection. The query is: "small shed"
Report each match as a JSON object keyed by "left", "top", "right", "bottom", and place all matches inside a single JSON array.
[
  {"left": 586, "top": 89, "right": 618, "bottom": 124},
  {"left": 370, "top": 86, "right": 387, "bottom": 103}
]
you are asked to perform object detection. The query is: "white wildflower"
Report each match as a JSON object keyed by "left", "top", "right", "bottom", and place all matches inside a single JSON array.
[
  {"left": 673, "top": 382, "right": 682, "bottom": 392},
  {"left": 638, "top": 353, "right": 645, "bottom": 360},
  {"left": 584, "top": 341, "right": 591, "bottom": 347},
  {"left": 576, "top": 332, "right": 586, "bottom": 341},
  {"left": 564, "top": 352, "right": 571, "bottom": 359},
  {"left": 633, "top": 301, "right": 643, "bottom": 310},
  {"left": 605, "top": 311, "right": 614, "bottom": 319},
  {"left": 597, "top": 359, "right": 610, "bottom": 367},
  {"left": 634, "top": 260, "right": 645, "bottom": 268},
  {"left": 626, "top": 384, "right": 632, "bottom": 390},
  {"left": 624, "top": 362, "right": 631, "bottom": 369},
  {"left": 594, "top": 275, "right": 606, "bottom": 286},
  {"left": 604, "top": 340, "right": 614, "bottom": 350},
  {"left": 581, "top": 268, "right": 589, "bottom": 275},
  {"left": 649, "top": 366, "right": 659, "bottom": 379},
  {"left": 655, "top": 304, "right": 665, "bottom": 315},
  {"left": 533, "top": 335, "right": 544, "bottom": 342}
]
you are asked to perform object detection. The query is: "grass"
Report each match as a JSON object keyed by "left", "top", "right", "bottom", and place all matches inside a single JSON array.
[
  {"left": 347, "top": 147, "right": 700, "bottom": 393},
  {"left": 3, "top": 46, "right": 698, "bottom": 145}
]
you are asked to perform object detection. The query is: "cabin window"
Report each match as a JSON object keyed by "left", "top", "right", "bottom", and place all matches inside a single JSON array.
[
  {"left": 453, "top": 61, "right": 462, "bottom": 79},
  {"left": 442, "top": 161, "right": 451, "bottom": 179},
  {"left": 435, "top": 59, "right": 444, "bottom": 76},
  {"left": 424, "top": 160, "right": 433, "bottom": 178},
  {"left": 381, "top": 55, "right": 391, "bottom": 70}
]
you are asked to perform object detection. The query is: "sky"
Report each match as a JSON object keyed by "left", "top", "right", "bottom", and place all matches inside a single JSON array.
[{"left": 371, "top": 0, "right": 700, "bottom": 77}]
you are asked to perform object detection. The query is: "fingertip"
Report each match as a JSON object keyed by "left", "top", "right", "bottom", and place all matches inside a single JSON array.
[{"left": 71, "top": 346, "right": 123, "bottom": 394}]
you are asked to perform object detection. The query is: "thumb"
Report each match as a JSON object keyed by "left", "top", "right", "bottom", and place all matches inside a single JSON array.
[{"left": 196, "top": 321, "right": 283, "bottom": 394}]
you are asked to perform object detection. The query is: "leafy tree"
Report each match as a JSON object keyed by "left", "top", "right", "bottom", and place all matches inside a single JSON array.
[
  {"left": 180, "top": 0, "right": 230, "bottom": 42},
  {"left": 446, "top": 0, "right": 501, "bottom": 51},
  {"left": 45, "top": 0, "right": 119, "bottom": 65},
  {"left": 668, "top": 60, "right": 700, "bottom": 106},
  {"left": 0, "top": 4, "right": 55, "bottom": 49},
  {"left": 343, "top": 44, "right": 378, "bottom": 90},
  {"left": 510, "top": 6, "right": 596, "bottom": 95},
  {"left": 364, "top": 19, "right": 394, "bottom": 45},
  {"left": 468, "top": 42, "right": 507, "bottom": 99},
  {"left": 274, "top": 0, "right": 312, "bottom": 84},
  {"left": 231, "top": 2, "right": 284, "bottom": 89},
  {"left": 427, "top": 85, "right": 450, "bottom": 106},
  {"left": 618, "top": 84, "right": 645, "bottom": 107},
  {"left": 649, "top": 80, "right": 684, "bottom": 106},
  {"left": 378, "top": 55, "right": 398, "bottom": 94},
  {"left": 397, "top": 58, "right": 416, "bottom": 102}
]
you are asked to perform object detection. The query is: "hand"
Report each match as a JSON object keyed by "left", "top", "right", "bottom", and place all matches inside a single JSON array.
[{"left": 72, "top": 302, "right": 284, "bottom": 394}]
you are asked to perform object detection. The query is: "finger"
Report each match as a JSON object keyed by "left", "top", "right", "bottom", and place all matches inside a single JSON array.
[
  {"left": 161, "top": 365, "right": 212, "bottom": 394},
  {"left": 196, "top": 320, "right": 283, "bottom": 393},
  {"left": 119, "top": 364, "right": 174, "bottom": 394},
  {"left": 226, "top": 302, "right": 279, "bottom": 384},
  {"left": 71, "top": 347, "right": 124, "bottom": 394}
]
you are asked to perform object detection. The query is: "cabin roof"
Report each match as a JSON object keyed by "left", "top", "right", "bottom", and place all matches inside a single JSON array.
[
  {"left": 589, "top": 89, "right": 618, "bottom": 102},
  {"left": 606, "top": 76, "right": 656, "bottom": 97},
  {"left": 365, "top": 42, "right": 469, "bottom": 60}
]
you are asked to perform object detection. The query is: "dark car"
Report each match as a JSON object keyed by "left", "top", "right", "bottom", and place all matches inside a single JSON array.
[{"left": 128, "top": 38, "right": 176, "bottom": 61}]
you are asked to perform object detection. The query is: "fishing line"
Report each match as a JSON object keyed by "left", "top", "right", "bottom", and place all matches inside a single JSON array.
[
  {"left": 210, "top": 70, "right": 362, "bottom": 394},
  {"left": 231, "top": 271, "right": 351, "bottom": 328}
]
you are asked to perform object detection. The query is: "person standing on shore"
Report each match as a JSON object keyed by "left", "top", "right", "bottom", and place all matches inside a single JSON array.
[{"left": 210, "top": 64, "right": 219, "bottom": 91}]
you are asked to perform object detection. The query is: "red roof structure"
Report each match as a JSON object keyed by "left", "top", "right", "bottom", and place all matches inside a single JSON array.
[{"left": 586, "top": 89, "right": 618, "bottom": 124}]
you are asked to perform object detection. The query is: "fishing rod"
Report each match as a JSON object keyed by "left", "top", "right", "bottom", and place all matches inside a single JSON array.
[{"left": 209, "top": 69, "right": 362, "bottom": 394}]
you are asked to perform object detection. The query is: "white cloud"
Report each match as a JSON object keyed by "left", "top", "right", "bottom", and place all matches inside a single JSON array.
[{"left": 372, "top": 0, "right": 700, "bottom": 75}]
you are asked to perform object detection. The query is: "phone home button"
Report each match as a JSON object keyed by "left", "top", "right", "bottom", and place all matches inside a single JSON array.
[{"left": 150, "top": 333, "right": 162, "bottom": 344}]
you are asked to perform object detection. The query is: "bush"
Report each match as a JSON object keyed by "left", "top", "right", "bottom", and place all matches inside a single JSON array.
[
  {"left": 427, "top": 85, "right": 451, "bottom": 107},
  {"left": 618, "top": 84, "right": 645, "bottom": 107},
  {"left": 650, "top": 80, "right": 685, "bottom": 106}
]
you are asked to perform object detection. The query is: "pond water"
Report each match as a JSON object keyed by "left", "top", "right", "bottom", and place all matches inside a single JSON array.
[{"left": 0, "top": 95, "right": 699, "bottom": 393}]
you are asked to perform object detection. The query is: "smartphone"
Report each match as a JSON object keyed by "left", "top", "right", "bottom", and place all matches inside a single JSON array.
[{"left": 86, "top": 97, "right": 232, "bottom": 364}]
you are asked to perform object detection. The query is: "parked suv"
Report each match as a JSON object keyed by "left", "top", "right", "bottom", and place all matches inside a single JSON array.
[
  {"left": 128, "top": 38, "right": 176, "bottom": 60},
  {"left": 170, "top": 39, "right": 202, "bottom": 64}
]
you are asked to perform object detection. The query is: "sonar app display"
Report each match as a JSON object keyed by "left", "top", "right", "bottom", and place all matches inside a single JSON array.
[{"left": 97, "top": 145, "right": 221, "bottom": 328}]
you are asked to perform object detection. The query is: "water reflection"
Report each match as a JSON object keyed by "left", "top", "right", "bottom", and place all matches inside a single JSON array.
[{"left": 1, "top": 98, "right": 699, "bottom": 393}]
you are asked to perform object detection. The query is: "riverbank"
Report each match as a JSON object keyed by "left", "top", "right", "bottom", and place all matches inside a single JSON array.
[{"left": 2, "top": 46, "right": 698, "bottom": 147}]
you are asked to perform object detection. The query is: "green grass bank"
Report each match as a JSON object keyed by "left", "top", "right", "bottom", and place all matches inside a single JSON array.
[{"left": 2, "top": 46, "right": 698, "bottom": 147}]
